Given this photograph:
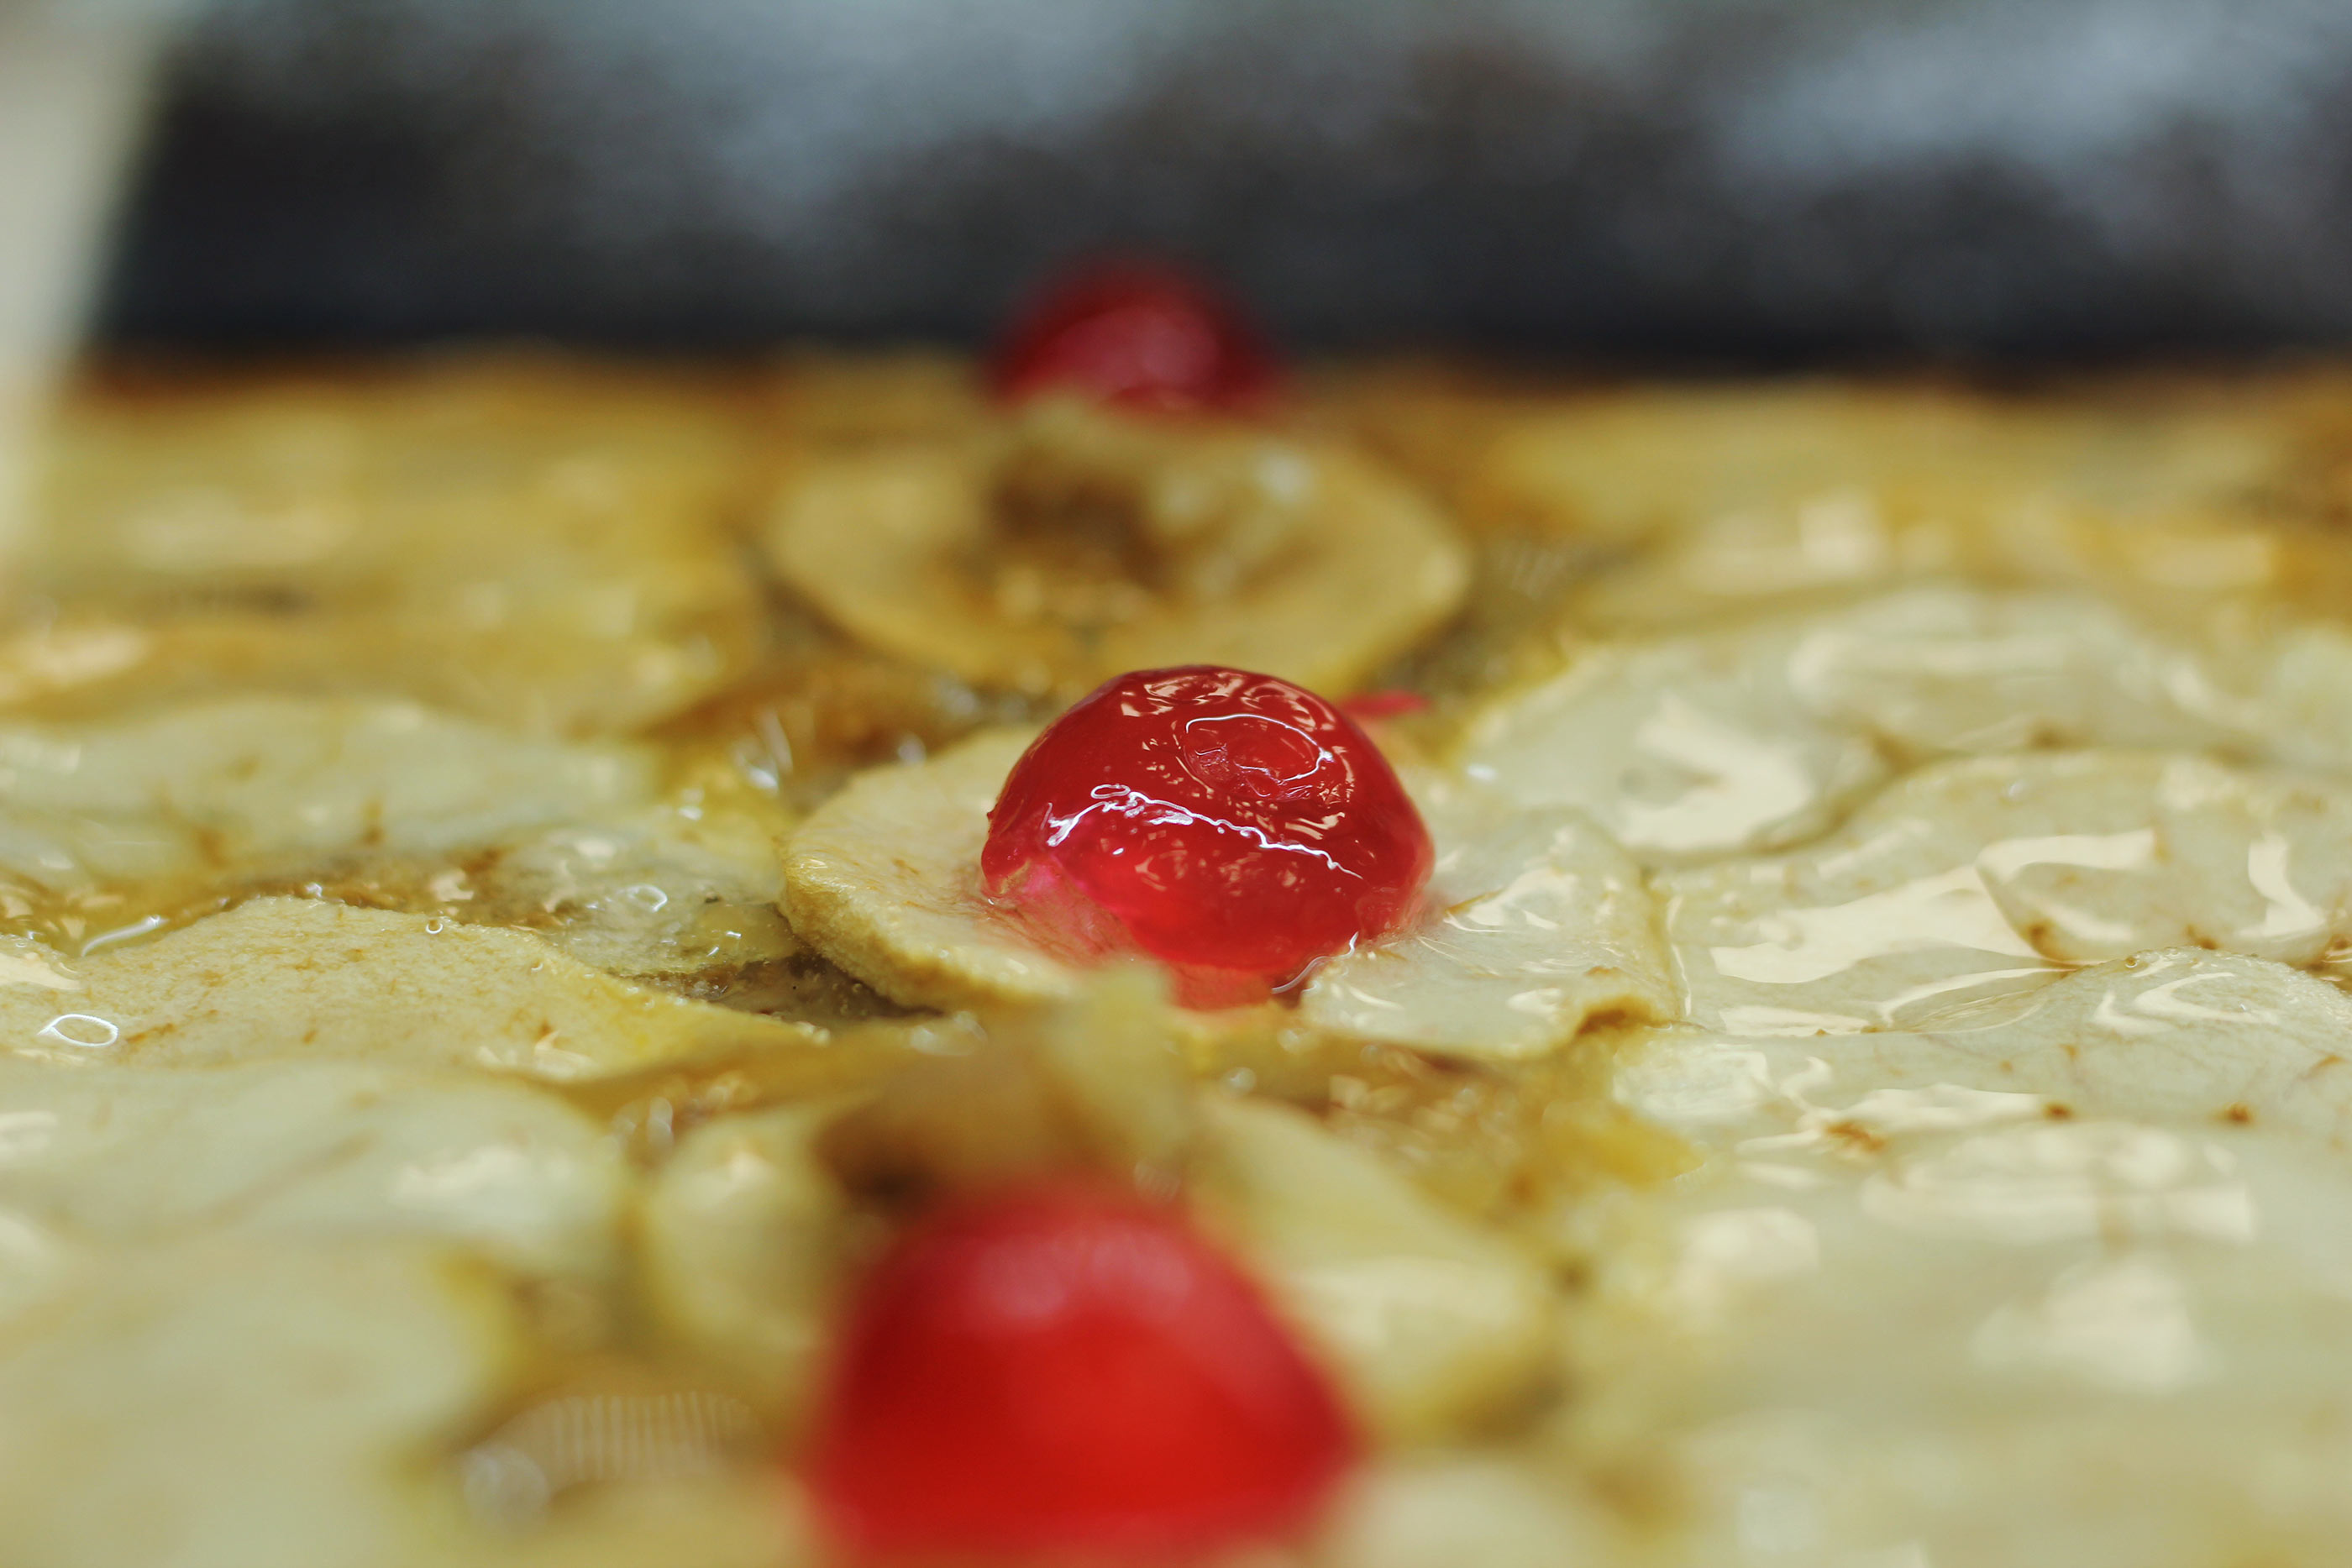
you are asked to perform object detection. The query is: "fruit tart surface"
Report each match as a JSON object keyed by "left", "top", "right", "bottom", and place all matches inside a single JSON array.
[{"left": 13, "top": 317, "right": 2352, "bottom": 1567}]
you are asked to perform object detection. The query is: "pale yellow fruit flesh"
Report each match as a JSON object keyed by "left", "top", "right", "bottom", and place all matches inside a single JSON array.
[{"left": 0, "top": 897, "right": 821, "bottom": 1078}]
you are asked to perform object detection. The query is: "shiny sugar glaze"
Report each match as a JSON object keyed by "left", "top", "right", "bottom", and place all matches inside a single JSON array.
[{"left": 13, "top": 357, "right": 2352, "bottom": 1568}]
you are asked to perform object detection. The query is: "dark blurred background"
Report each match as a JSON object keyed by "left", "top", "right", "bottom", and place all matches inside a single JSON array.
[{"left": 97, "top": 0, "right": 2352, "bottom": 361}]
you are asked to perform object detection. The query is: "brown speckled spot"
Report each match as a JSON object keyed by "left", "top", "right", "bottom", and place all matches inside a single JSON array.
[{"left": 1823, "top": 1118, "right": 1887, "bottom": 1154}]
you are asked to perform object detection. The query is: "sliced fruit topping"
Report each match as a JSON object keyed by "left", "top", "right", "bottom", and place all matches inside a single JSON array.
[
  {"left": 1299, "top": 789, "right": 1676, "bottom": 1062},
  {"left": 780, "top": 729, "right": 1085, "bottom": 1013},
  {"left": 983, "top": 667, "right": 1434, "bottom": 1005},
  {"left": 764, "top": 402, "right": 1467, "bottom": 699},
  {"left": 31, "top": 361, "right": 766, "bottom": 735},
  {"left": 990, "top": 260, "right": 1278, "bottom": 414},
  {"left": 807, "top": 1185, "right": 1357, "bottom": 1563},
  {"left": 1659, "top": 749, "right": 2352, "bottom": 1037},
  {"left": 1464, "top": 380, "right": 2295, "bottom": 551},
  {"left": 1191, "top": 1094, "right": 1558, "bottom": 1444},
  {"left": 1619, "top": 947, "right": 2352, "bottom": 1157},
  {"left": 0, "top": 898, "right": 817, "bottom": 1079},
  {"left": 0, "top": 1238, "right": 521, "bottom": 1568},
  {"left": 0, "top": 1055, "right": 628, "bottom": 1279},
  {"left": 0, "top": 695, "right": 652, "bottom": 915}
]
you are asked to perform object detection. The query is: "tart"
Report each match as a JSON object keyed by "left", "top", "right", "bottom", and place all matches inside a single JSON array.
[{"left": 8, "top": 268, "right": 2352, "bottom": 1566}]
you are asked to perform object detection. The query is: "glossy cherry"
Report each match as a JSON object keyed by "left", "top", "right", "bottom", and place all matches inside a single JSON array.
[
  {"left": 990, "top": 260, "right": 1279, "bottom": 414},
  {"left": 983, "top": 666, "right": 1433, "bottom": 1005},
  {"left": 806, "top": 1186, "right": 1358, "bottom": 1564}
]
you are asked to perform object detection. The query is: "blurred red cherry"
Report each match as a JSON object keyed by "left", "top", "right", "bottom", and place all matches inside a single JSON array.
[
  {"left": 990, "top": 260, "right": 1279, "bottom": 414},
  {"left": 807, "top": 1186, "right": 1357, "bottom": 1563}
]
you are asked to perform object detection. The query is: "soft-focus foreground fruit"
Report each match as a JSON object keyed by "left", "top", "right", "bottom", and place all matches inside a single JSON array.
[
  {"left": 807, "top": 1186, "right": 1357, "bottom": 1563},
  {"left": 983, "top": 666, "right": 1434, "bottom": 1005},
  {"left": 990, "top": 260, "right": 1278, "bottom": 414}
]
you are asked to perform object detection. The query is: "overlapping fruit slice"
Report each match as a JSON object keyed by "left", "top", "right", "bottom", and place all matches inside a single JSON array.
[
  {"left": 0, "top": 688, "right": 828, "bottom": 1018},
  {"left": 1297, "top": 782, "right": 1674, "bottom": 1062},
  {"left": 24, "top": 360, "right": 767, "bottom": 735},
  {"left": 0, "top": 1054, "right": 629, "bottom": 1278},
  {"left": 782, "top": 664, "right": 1676, "bottom": 1062},
  {"left": 1581, "top": 938, "right": 2352, "bottom": 1567},
  {"left": 1454, "top": 583, "right": 2352, "bottom": 867},
  {"left": 764, "top": 266, "right": 1467, "bottom": 698},
  {"left": 0, "top": 897, "right": 816, "bottom": 1079},
  {"left": 1661, "top": 749, "right": 2352, "bottom": 1036},
  {"left": 1620, "top": 946, "right": 2352, "bottom": 1152},
  {"left": 1461, "top": 378, "right": 2316, "bottom": 549},
  {"left": 0, "top": 1237, "right": 517, "bottom": 1568},
  {"left": 0, "top": 695, "right": 651, "bottom": 915}
]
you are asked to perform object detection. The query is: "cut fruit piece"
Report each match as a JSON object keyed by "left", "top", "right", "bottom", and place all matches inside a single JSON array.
[
  {"left": 1574, "top": 965, "right": 2352, "bottom": 1568},
  {"left": 458, "top": 1476, "right": 806, "bottom": 1568},
  {"left": 459, "top": 789, "right": 798, "bottom": 981},
  {"left": 27, "top": 360, "right": 767, "bottom": 735},
  {"left": 1317, "top": 1456, "right": 1628, "bottom": 1568},
  {"left": 2250, "top": 621, "right": 2352, "bottom": 777},
  {"left": 0, "top": 695, "right": 653, "bottom": 913},
  {"left": 0, "top": 1055, "right": 628, "bottom": 1279},
  {"left": 815, "top": 966, "right": 1199, "bottom": 1204},
  {"left": 1782, "top": 586, "right": 2258, "bottom": 761},
  {"left": 1620, "top": 947, "right": 2352, "bottom": 1160},
  {"left": 0, "top": 897, "right": 820, "bottom": 1078},
  {"left": 0, "top": 601, "right": 763, "bottom": 742},
  {"left": 639, "top": 1101, "right": 845, "bottom": 1415},
  {"left": 780, "top": 728, "right": 1079, "bottom": 1011},
  {"left": 1457, "top": 585, "right": 2272, "bottom": 867},
  {"left": 1562, "top": 1125, "right": 2352, "bottom": 1568},
  {"left": 0, "top": 1237, "right": 518, "bottom": 1568},
  {"left": 1661, "top": 750, "right": 2352, "bottom": 1036},
  {"left": 72, "top": 749, "right": 816, "bottom": 994},
  {"left": 1468, "top": 380, "right": 2297, "bottom": 548},
  {"left": 1194, "top": 1094, "right": 1557, "bottom": 1445},
  {"left": 1301, "top": 789, "right": 1674, "bottom": 1062},
  {"left": 1457, "top": 627, "right": 1888, "bottom": 863},
  {"left": 769, "top": 349, "right": 987, "bottom": 447},
  {"left": 1519, "top": 375, "right": 2352, "bottom": 640},
  {"left": 1571, "top": 492, "right": 2301, "bottom": 636},
  {"left": 808, "top": 1183, "right": 1357, "bottom": 1562},
  {"left": 764, "top": 400, "right": 1467, "bottom": 697}
]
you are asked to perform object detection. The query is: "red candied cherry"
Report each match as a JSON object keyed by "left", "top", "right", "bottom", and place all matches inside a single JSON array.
[
  {"left": 990, "top": 259, "right": 1279, "bottom": 414},
  {"left": 807, "top": 1186, "right": 1358, "bottom": 1564},
  {"left": 983, "top": 666, "right": 1434, "bottom": 1006}
]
